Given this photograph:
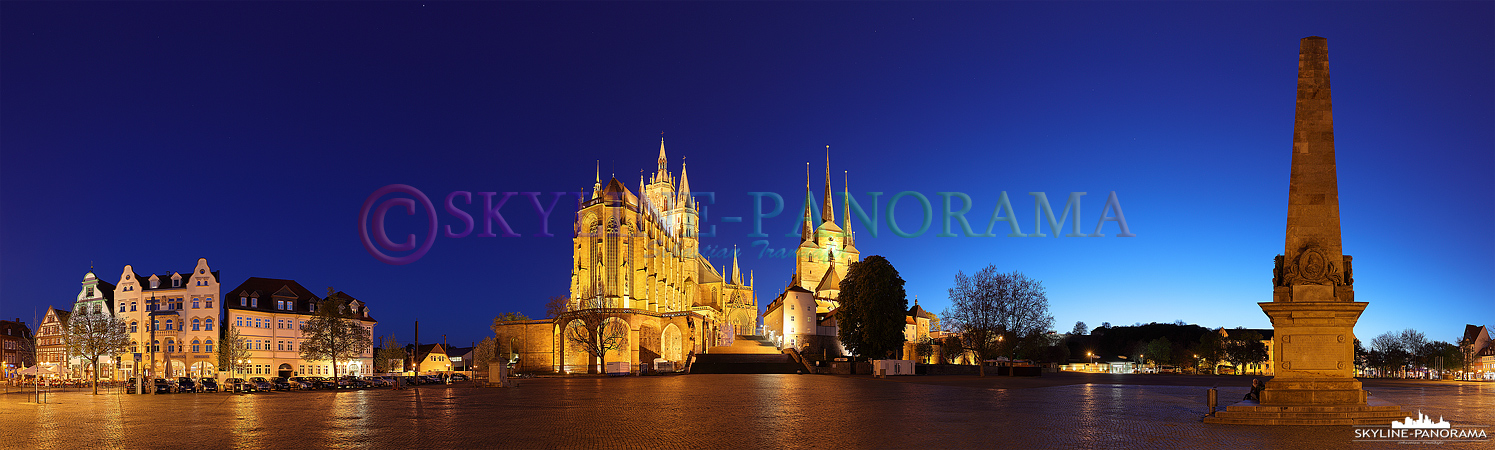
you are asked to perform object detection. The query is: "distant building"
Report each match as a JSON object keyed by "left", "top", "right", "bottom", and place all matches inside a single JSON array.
[
  {"left": 410, "top": 343, "right": 450, "bottom": 374},
  {"left": 1462, "top": 324, "right": 1492, "bottom": 380},
  {"left": 445, "top": 346, "right": 474, "bottom": 372},
  {"left": 223, "top": 277, "right": 377, "bottom": 378},
  {"left": 1219, "top": 328, "right": 1275, "bottom": 376},
  {"left": 114, "top": 258, "right": 222, "bottom": 380},
  {"left": 1, "top": 319, "right": 34, "bottom": 375}
]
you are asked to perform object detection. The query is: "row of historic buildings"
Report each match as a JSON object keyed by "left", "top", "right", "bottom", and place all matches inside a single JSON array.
[{"left": 21, "top": 259, "right": 377, "bottom": 381}]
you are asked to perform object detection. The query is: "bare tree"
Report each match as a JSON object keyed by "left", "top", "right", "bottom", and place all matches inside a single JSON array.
[
  {"left": 374, "top": 334, "right": 401, "bottom": 374},
  {"left": 943, "top": 265, "right": 1054, "bottom": 375},
  {"left": 217, "top": 324, "right": 252, "bottom": 379},
  {"left": 63, "top": 310, "right": 129, "bottom": 394},
  {"left": 562, "top": 290, "right": 629, "bottom": 374},
  {"left": 545, "top": 295, "right": 569, "bottom": 319},
  {"left": 298, "top": 290, "right": 373, "bottom": 379}
]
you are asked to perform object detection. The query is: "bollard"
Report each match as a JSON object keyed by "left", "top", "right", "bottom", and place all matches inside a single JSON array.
[{"left": 1207, "top": 388, "right": 1217, "bottom": 416}]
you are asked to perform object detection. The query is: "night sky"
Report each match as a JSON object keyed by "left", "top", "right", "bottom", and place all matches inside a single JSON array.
[{"left": 2, "top": 2, "right": 1490, "bottom": 347}]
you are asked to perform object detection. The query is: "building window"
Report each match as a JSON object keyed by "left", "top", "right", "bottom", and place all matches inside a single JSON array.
[
  {"left": 205, "top": 340, "right": 214, "bottom": 352},
  {"left": 173, "top": 278, "right": 180, "bottom": 287},
  {"left": 131, "top": 302, "right": 137, "bottom": 312},
  {"left": 130, "top": 322, "right": 137, "bottom": 333},
  {"left": 167, "top": 340, "right": 175, "bottom": 353},
  {"left": 255, "top": 318, "right": 262, "bottom": 328},
  {"left": 240, "top": 296, "right": 247, "bottom": 306},
  {"left": 277, "top": 341, "right": 284, "bottom": 351},
  {"left": 131, "top": 341, "right": 138, "bottom": 352},
  {"left": 251, "top": 298, "right": 257, "bottom": 308},
  {"left": 152, "top": 340, "right": 160, "bottom": 352},
  {"left": 165, "top": 319, "right": 174, "bottom": 330},
  {"left": 205, "top": 297, "right": 213, "bottom": 308},
  {"left": 192, "top": 340, "right": 201, "bottom": 353},
  {"left": 86, "top": 286, "right": 94, "bottom": 297},
  {"left": 192, "top": 319, "right": 201, "bottom": 331},
  {"left": 120, "top": 304, "right": 126, "bottom": 313},
  {"left": 151, "top": 279, "right": 158, "bottom": 289},
  {"left": 204, "top": 319, "right": 214, "bottom": 331},
  {"left": 193, "top": 300, "right": 200, "bottom": 309},
  {"left": 152, "top": 319, "right": 159, "bottom": 331}
]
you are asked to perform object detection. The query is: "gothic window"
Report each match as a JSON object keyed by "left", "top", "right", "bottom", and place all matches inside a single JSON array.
[
  {"left": 204, "top": 340, "right": 214, "bottom": 353},
  {"left": 192, "top": 319, "right": 201, "bottom": 331},
  {"left": 192, "top": 340, "right": 200, "bottom": 353},
  {"left": 205, "top": 319, "right": 213, "bottom": 331}
]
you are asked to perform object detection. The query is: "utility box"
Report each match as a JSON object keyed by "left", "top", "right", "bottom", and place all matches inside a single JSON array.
[
  {"left": 605, "top": 361, "right": 630, "bottom": 375},
  {"left": 653, "top": 358, "right": 674, "bottom": 373},
  {"left": 873, "top": 360, "right": 915, "bottom": 376}
]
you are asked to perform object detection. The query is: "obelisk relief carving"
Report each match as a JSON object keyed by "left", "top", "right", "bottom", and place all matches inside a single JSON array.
[{"left": 1258, "top": 36, "right": 1370, "bottom": 406}]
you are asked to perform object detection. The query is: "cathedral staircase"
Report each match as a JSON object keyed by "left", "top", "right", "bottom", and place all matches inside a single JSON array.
[{"left": 690, "top": 336, "right": 804, "bottom": 374}]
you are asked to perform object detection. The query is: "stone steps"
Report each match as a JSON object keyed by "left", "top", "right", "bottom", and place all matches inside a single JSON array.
[{"left": 1203, "top": 399, "right": 1411, "bottom": 425}]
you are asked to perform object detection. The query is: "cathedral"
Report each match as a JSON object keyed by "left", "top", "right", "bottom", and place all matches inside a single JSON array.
[
  {"left": 495, "top": 139, "right": 757, "bottom": 374},
  {"left": 762, "top": 153, "right": 862, "bottom": 351}
]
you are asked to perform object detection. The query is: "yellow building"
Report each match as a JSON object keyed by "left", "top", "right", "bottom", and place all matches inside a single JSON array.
[
  {"left": 114, "top": 258, "right": 222, "bottom": 379},
  {"left": 495, "top": 139, "right": 757, "bottom": 374},
  {"left": 763, "top": 153, "right": 860, "bottom": 352},
  {"left": 223, "top": 277, "right": 377, "bottom": 378}
]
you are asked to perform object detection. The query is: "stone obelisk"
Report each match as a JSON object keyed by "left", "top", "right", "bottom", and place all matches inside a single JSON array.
[
  {"left": 1259, "top": 36, "right": 1367, "bottom": 405},
  {"left": 1206, "top": 38, "right": 1407, "bottom": 424}
]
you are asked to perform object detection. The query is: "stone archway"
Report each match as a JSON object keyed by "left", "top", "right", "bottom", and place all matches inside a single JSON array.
[
  {"left": 639, "top": 323, "right": 662, "bottom": 365},
  {"left": 602, "top": 317, "right": 630, "bottom": 369},
  {"left": 278, "top": 363, "right": 293, "bottom": 378},
  {"left": 663, "top": 324, "right": 683, "bottom": 362},
  {"left": 563, "top": 320, "right": 591, "bottom": 373},
  {"left": 190, "top": 361, "right": 216, "bottom": 378}
]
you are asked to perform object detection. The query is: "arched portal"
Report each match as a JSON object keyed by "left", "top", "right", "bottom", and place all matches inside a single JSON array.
[
  {"left": 602, "top": 317, "right": 630, "bottom": 369},
  {"left": 563, "top": 320, "right": 591, "bottom": 373},
  {"left": 639, "top": 323, "right": 661, "bottom": 364},
  {"left": 663, "top": 324, "right": 683, "bottom": 362},
  {"left": 278, "top": 363, "right": 293, "bottom": 378},
  {"left": 190, "top": 361, "right": 216, "bottom": 378}
]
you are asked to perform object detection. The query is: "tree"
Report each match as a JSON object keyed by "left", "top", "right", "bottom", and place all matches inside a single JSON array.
[
  {"left": 545, "top": 295, "right": 569, "bottom": 319},
  {"left": 1192, "top": 332, "right": 1224, "bottom": 374},
  {"left": 1144, "top": 337, "right": 1173, "bottom": 366},
  {"left": 1370, "top": 331, "right": 1407, "bottom": 378},
  {"left": 1071, "top": 321, "right": 1088, "bottom": 336},
  {"left": 1399, "top": 329, "right": 1427, "bottom": 377},
  {"left": 496, "top": 312, "right": 529, "bottom": 322},
  {"left": 913, "top": 337, "right": 935, "bottom": 364},
  {"left": 942, "top": 265, "right": 1054, "bottom": 375},
  {"left": 217, "top": 323, "right": 252, "bottom": 378},
  {"left": 836, "top": 255, "right": 909, "bottom": 360},
  {"left": 1223, "top": 330, "right": 1268, "bottom": 375},
  {"left": 63, "top": 310, "right": 129, "bottom": 394},
  {"left": 562, "top": 290, "right": 629, "bottom": 374},
  {"left": 940, "top": 335, "right": 967, "bottom": 364},
  {"left": 298, "top": 289, "right": 373, "bottom": 379},
  {"left": 1354, "top": 338, "right": 1368, "bottom": 374},
  {"left": 374, "top": 334, "right": 401, "bottom": 373},
  {"left": 472, "top": 336, "right": 497, "bottom": 374}
]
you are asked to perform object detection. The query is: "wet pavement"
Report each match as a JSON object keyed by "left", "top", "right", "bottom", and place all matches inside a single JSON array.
[{"left": 2, "top": 374, "right": 1491, "bottom": 449}]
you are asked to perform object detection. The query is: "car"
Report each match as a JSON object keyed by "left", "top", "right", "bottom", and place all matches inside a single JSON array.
[
  {"left": 198, "top": 378, "right": 219, "bottom": 392},
  {"left": 152, "top": 378, "right": 176, "bottom": 394},
  {"left": 451, "top": 373, "right": 469, "bottom": 381},
  {"left": 287, "top": 377, "right": 317, "bottom": 390},
  {"left": 248, "top": 377, "right": 273, "bottom": 391},
  {"left": 422, "top": 375, "right": 443, "bottom": 384},
  {"left": 225, "top": 378, "right": 255, "bottom": 392},
  {"left": 176, "top": 377, "right": 197, "bottom": 393},
  {"left": 337, "top": 376, "right": 368, "bottom": 389},
  {"left": 269, "top": 377, "right": 291, "bottom": 391}
]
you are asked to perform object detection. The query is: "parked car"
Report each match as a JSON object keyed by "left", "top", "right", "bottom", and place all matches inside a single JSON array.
[
  {"left": 337, "top": 376, "right": 368, "bottom": 389},
  {"left": 451, "top": 373, "right": 469, "bottom": 381},
  {"left": 226, "top": 378, "right": 255, "bottom": 392},
  {"left": 248, "top": 377, "right": 273, "bottom": 391},
  {"left": 176, "top": 377, "right": 197, "bottom": 393},
  {"left": 268, "top": 377, "right": 291, "bottom": 391},
  {"left": 422, "top": 375, "right": 443, "bottom": 384},
  {"left": 153, "top": 378, "right": 176, "bottom": 394},
  {"left": 199, "top": 378, "right": 219, "bottom": 392},
  {"left": 312, "top": 377, "right": 339, "bottom": 390},
  {"left": 287, "top": 376, "right": 317, "bottom": 390}
]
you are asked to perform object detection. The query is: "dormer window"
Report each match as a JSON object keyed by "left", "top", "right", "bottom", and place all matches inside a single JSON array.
[
  {"left": 172, "top": 279, "right": 180, "bottom": 287},
  {"left": 150, "top": 279, "right": 159, "bottom": 289},
  {"left": 251, "top": 298, "right": 258, "bottom": 308},
  {"left": 240, "top": 296, "right": 247, "bottom": 306}
]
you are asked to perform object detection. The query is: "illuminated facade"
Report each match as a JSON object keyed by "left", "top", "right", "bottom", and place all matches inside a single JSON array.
[
  {"left": 115, "top": 258, "right": 223, "bottom": 379},
  {"left": 763, "top": 153, "right": 861, "bottom": 351},
  {"left": 223, "top": 277, "right": 377, "bottom": 378}
]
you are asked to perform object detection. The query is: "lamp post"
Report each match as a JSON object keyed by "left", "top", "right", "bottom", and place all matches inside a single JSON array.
[{"left": 1087, "top": 352, "right": 1094, "bottom": 372}]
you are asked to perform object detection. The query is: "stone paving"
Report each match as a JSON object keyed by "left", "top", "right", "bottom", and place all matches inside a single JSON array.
[{"left": 1, "top": 374, "right": 1490, "bottom": 449}]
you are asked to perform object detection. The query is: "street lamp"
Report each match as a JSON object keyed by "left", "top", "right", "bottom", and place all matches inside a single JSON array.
[{"left": 1087, "top": 352, "right": 1095, "bottom": 372}]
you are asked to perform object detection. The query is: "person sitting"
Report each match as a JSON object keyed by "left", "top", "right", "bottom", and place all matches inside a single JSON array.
[{"left": 1243, "top": 378, "right": 1264, "bottom": 402}]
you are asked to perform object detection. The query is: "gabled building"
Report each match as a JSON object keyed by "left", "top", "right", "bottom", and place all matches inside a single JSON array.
[
  {"left": 410, "top": 343, "right": 450, "bottom": 374},
  {"left": 35, "top": 307, "right": 70, "bottom": 374},
  {"left": 115, "top": 258, "right": 222, "bottom": 379},
  {"left": 67, "top": 269, "right": 117, "bottom": 380},
  {"left": 1462, "top": 324, "right": 1492, "bottom": 380},
  {"left": 223, "top": 278, "right": 377, "bottom": 378}
]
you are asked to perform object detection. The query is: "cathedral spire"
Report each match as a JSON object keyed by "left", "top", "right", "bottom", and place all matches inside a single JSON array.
[
  {"left": 658, "top": 136, "right": 667, "bottom": 172},
  {"left": 801, "top": 163, "right": 814, "bottom": 242},
  {"left": 844, "top": 170, "right": 854, "bottom": 246},
  {"left": 731, "top": 246, "right": 742, "bottom": 285},
  {"left": 592, "top": 160, "right": 602, "bottom": 199},
  {"left": 678, "top": 158, "right": 693, "bottom": 209},
  {"left": 822, "top": 146, "right": 835, "bottom": 225}
]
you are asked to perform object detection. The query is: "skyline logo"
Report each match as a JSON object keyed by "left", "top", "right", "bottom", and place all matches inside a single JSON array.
[{"left": 1354, "top": 411, "right": 1488, "bottom": 444}]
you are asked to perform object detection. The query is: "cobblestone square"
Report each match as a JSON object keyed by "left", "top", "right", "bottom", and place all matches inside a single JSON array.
[{"left": 3, "top": 374, "right": 1491, "bottom": 449}]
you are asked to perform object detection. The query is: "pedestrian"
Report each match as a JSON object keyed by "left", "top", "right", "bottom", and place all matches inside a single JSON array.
[{"left": 1244, "top": 378, "right": 1264, "bottom": 401}]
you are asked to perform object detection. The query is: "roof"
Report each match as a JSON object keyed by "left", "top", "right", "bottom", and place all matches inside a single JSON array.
[
  {"left": 908, "top": 302, "right": 936, "bottom": 320},
  {"left": 413, "top": 343, "right": 447, "bottom": 361},
  {"left": 0, "top": 320, "right": 31, "bottom": 339},
  {"left": 1463, "top": 324, "right": 1488, "bottom": 346},
  {"left": 140, "top": 270, "right": 222, "bottom": 292},
  {"left": 599, "top": 178, "right": 638, "bottom": 204},
  {"left": 223, "top": 278, "right": 377, "bottom": 322},
  {"left": 814, "top": 266, "right": 842, "bottom": 293}
]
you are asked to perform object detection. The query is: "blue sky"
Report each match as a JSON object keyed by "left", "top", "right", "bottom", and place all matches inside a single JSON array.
[{"left": 2, "top": 1, "right": 1490, "bottom": 347}]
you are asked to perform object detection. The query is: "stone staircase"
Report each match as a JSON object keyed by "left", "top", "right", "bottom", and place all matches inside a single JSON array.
[
  {"left": 689, "top": 336, "right": 804, "bottom": 374},
  {"left": 1204, "top": 398, "right": 1410, "bottom": 425}
]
